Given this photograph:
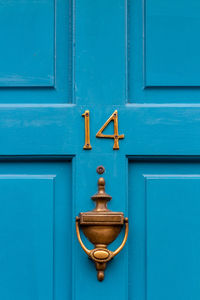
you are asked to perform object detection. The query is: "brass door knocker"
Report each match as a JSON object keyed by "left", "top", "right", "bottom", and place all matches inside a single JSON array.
[{"left": 76, "top": 177, "right": 129, "bottom": 281}]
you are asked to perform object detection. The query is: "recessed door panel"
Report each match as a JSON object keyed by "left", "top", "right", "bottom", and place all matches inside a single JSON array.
[
  {"left": 0, "top": 160, "right": 72, "bottom": 300},
  {"left": 146, "top": 175, "right": 200, "bottom": 300},
  {"left": 145, "top": 0, "right": 200, "bottom": 86},
  {"left": 129, "top": 161, "right": 200, "bottom": 300},
  {"left": 129, "top": 0, "right": 200, "bottom": 102},
  {"left": 0, "top": 0, "right": 70, "bottom": 103},
  {"left": 0, "top": 176, "right": 54, "bottom": 300},
  {"left": 0, "top": 0, "right": 54, "bottom": 87}
]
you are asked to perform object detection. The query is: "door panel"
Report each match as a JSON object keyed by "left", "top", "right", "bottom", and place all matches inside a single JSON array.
[
  {"left": 129, "top": 161, "right": 200, "bottom": 300},
  {"left": 146, "top": 0, "right": 200, "bottom": 86},
  {"left": 0, "top": 0, "right": 70, "bottom": 102},
  {"left": 0, "top": 160, "right": 72, "bottom": 300},
  {"left": 0, "top": 176, "right": 54, "bottom": 300},
  {"left": 129, "top": 0, "right": 200, "bottom": 102},
  {"left": 0, "top": 0, "right": 54, "bottom": 87}
]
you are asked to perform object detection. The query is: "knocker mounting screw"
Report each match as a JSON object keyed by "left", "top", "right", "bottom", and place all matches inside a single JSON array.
[{"left": 96, "top": 165, "right": 105, "bottom": 175}]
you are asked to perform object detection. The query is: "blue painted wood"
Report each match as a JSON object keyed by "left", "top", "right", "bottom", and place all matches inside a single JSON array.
[
  {"left": 0, "top": 0, "right": 199, "bottom": 300},
  {"left": 75, "top": 0, "right": 126, "bottom": 104},
  {"left": 146, "top": 0, "right": 200, "bottom": 86},
  {"left": 129, "top": 0, "right": 200, "bottom": 102},
  {"left": 0, "top": 0, "right": 70, "bottom": 102},
  {"left": 129, "top": 162, "right": 200, "bottom": 300},
  {"left": 0, "top": 161, "right": 72, "bottom": 300},
  {"left": 0, "top": 0, "right": 54, "bottom": 86},
  {"left": 0, "top": 176, "right": 54, "bottom": 299},
  {"left": 146, "top": 176, "right": 200, "bottom": 299}
]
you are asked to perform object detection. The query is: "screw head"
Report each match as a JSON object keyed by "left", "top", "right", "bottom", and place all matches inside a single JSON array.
[{"left": 96, "top": 165, "right": 105, "bottom": 175}]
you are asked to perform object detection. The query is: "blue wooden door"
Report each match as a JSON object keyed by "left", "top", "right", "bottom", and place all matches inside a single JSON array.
[{"left": 1, "top": 0, "right": 200, "bottom": 300}]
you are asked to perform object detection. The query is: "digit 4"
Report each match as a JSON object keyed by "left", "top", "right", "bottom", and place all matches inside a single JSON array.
[{"left": 96, "top": 110, "right": 124, "bottom": 150}]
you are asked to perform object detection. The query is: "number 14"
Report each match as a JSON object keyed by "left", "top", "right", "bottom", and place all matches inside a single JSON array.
[{"left": 82, "top": 110, "right": 124, "bottom": 150}]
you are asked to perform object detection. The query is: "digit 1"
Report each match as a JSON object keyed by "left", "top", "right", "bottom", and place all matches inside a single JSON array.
[{"left": 82, "top": 110, "right": 92, "bottom": 150}]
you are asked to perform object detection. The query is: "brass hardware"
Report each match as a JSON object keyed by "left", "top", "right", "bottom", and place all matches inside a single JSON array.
[
  {"left": 96, "top": 110, "right": 124, "bottom": 150},
  {"left": 93, "top": 250, "right": 109, "bottom": 259},
  {"left": 82, "top": 110, "right": 124, "bottom": 150},
  {"left": 82, "top": 110, "right": 92, "bottom": 150},
  {"left": 76, "top": 177, "right": 128, "bottom": 281},
  {"left": 96, "top": 165, "right": 105, "bottom": 175}
]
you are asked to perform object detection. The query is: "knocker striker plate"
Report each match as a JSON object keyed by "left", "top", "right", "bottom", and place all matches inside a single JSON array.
[{"left": 75, "top": 176, "right": 129, "bottom": 281}]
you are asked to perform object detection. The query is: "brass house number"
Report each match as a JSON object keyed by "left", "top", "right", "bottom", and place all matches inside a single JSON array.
[{"left": 82, "top": 110, "right": 124, "bottom": 150}]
